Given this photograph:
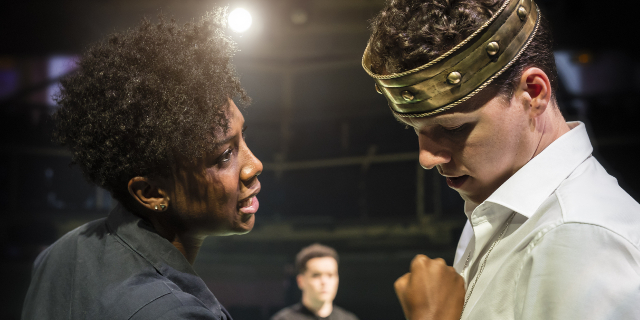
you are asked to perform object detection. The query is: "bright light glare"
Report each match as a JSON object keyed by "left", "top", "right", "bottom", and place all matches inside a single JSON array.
[{"left": 228, "top": 8, "right": 252, "bottom": 33}]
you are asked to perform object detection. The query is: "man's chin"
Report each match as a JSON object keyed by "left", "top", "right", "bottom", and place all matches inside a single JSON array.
[
  {"left": 457, "top": 185, "right": 493, "bottom": 205},
  {"left": 318, "top": 294, "right": 336, "bottom": 303}
]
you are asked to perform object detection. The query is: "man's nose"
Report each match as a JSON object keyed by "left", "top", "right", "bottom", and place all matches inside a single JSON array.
[{"left": 418, "top": 135, "right": 451, "bottom": 170}]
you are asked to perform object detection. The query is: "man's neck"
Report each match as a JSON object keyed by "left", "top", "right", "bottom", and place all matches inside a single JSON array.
[
  {"left": 530, "top": 104, "right": 571, "bottom": 159},
  {"left": 302, "top": 296, "right": 333, "bottom": 318}
]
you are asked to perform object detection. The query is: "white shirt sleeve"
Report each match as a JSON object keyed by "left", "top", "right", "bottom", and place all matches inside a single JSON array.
[{"left": 515, "top": 223, "right": 640, "bottom": 319}]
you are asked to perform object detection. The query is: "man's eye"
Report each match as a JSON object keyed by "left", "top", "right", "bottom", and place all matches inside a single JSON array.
[{"left": 443, "top": 124, "right": 466, "bottom": 133}]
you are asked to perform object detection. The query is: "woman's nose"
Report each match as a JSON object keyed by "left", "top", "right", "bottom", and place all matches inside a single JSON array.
[{"left": 241, "top": 147, "right": 263, "bottom": 183}]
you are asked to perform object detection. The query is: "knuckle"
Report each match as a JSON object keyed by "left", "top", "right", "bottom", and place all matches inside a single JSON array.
[
  {"left": 411, "top": 254, "right": 429, "bottom": 267},
  {"left": 394, "top": 275, "right": 407, "bottom": 291}
]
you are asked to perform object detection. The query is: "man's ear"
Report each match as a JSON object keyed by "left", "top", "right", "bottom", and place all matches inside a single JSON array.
[
  {"left": 296, "top": 274, "right": 304, "bottom": 290},
  {"left": 127, "top": 177, "right": 170, "bottom": 212},
  {"left": 517, "top": 67, "right": 552, "bottom": 118}
]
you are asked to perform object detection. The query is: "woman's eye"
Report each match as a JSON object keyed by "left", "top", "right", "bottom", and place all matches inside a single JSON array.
[{"left": 220, "top": 148, "right": 233, "bottom": 163}]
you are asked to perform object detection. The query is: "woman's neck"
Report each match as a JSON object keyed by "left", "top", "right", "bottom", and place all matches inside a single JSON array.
[
  {"left": 145, "top": 213, "right": 205, "bottom": 265},
  {"left": 169, "top": 236, "right": 205, "bottom": 265}
]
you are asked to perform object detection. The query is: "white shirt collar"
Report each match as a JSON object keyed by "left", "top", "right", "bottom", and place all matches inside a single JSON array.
[
  {"left": 478, "top": 121, "right": 593, "bottom": 218},
  {"left": 455, "top": 122, "right": 595, "bottom": 278}
]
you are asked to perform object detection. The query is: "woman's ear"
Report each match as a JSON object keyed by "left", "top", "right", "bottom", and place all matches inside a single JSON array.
[
  {"left": 127, "top": 177, "right": 170, "bottom": 212},
  {"left": 517, "top": 67, "right": 552, "bottom": 119}
]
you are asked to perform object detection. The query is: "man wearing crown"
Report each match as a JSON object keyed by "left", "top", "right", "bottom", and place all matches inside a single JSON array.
[{"left": 363, "top": 0, "right": 640, "bottom": 319}]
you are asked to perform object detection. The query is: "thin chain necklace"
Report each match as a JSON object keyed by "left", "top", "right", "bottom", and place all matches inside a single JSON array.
[{"left": 460, "top": 211, "right": 516, "bottom": 318}]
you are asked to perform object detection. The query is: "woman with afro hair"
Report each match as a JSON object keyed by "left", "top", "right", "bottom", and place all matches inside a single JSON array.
[{"left": 22, "top": 9, "right": 262, "bottom": 320}]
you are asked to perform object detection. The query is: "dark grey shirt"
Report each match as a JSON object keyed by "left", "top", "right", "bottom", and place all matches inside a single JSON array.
[
  {"left": 22, "top": 205, "right": 232, "bottom": 320},
  {"left": 271, "top": 303, "right": 359, "bottom": 320}
]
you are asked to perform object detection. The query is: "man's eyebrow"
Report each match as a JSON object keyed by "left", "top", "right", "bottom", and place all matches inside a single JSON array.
[
  {"left": 432, "top": 116, "right": 459, "bottom": 125},
  {"left": 428, "top": 112, "right": 473, "bottom": 126}
]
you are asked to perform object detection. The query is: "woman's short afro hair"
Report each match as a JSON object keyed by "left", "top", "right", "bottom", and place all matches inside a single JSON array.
[{"left": 53, "top": 8, "right": 250, "bottom": 203}]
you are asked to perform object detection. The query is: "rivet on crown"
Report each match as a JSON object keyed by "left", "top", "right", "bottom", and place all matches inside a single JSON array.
[
  {"left": 447, "top": 72, "right": 462, "bottom": 85},
  {"left": 401, "top": 90, "right": 415, "bottom": 101},
  {"left": 517, "top": 6, "right": 527, "bottom": 20},
  {"left": 486, "top": 41, "right": 500, "bottom": 56},
  {"left": 375, "top": 83, "right": 382, "bottom": 94}
]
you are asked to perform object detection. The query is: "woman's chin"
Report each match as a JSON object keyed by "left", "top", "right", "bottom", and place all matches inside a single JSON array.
[
  {"left": 205, "top": 216, "right": 254, "bottom": 236},
  {"left": 233, "top": 213, "right": 256, "bottom": 235}
]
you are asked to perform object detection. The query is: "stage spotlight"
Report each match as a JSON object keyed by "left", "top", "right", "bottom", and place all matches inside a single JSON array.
[{"left": 229, "top": 8, "right": 252, "bottom": 33}]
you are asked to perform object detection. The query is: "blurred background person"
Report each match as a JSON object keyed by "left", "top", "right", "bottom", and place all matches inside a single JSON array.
[{"left": 271, "top": 244, "right": 358, "bottom": 320}]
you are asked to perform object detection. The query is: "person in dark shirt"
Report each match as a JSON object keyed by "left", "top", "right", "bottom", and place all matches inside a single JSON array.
[
  {"left": 22, "top": 9, "right": 262, "bottom": 320},
  {"left": 271, "top": 244, "right": 358, "bottom": 320}
]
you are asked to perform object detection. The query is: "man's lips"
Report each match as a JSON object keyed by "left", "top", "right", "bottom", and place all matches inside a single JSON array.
[{"left": 445, "top": 175, "right": 469, "bottom": 188}]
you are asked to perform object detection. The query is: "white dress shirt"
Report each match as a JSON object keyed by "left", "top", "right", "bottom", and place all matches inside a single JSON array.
[{"left": 453, "top": 122, "right": 640, "bottom": 319}]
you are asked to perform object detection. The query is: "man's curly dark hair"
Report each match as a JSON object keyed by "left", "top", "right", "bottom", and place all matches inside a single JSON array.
[
  {"left": 368, "top": 0, "right": 558, "bottom": 98},
  {"left": 53, "top": 9, "right": 250, "bottom": 205}
]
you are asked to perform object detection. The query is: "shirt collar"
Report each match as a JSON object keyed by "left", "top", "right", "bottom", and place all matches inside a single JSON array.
[
  {"left": 481, "top": 121, "right": 593, "bottom": 218},
  {"left": 106, "top": 204, "right": 197, "bottom": 277},
  {"left": 464, "top": 201, "right": 480, "bottom": 219},
  {"left": 105, "top": 204, "right": 223, "bottom": 317}
]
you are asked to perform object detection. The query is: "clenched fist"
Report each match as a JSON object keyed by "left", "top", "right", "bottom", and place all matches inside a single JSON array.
[{"left": 394, "top": 254, "right": 466, "bottom": 320}]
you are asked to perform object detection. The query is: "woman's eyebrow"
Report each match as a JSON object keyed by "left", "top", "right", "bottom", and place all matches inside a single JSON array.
[{"left": 212, "top": 121, "right": 245, "bottom": 148}]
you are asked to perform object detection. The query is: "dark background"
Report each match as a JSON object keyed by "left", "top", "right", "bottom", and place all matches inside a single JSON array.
[{"left": 1, "top": 0, "right": 639, "bottom": 319}]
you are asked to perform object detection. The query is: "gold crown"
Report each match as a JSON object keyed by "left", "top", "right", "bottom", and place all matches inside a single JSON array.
[{"left": 362, "top": 0, "right": 540, "bottom": 118}]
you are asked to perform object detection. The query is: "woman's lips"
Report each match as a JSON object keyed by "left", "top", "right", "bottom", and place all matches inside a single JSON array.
[
  {"left": 238, "top": 196, "right": 259, "bottom": 214},
  {"left": 446, "top": 175, "right": 469, "bottom": 189}
]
